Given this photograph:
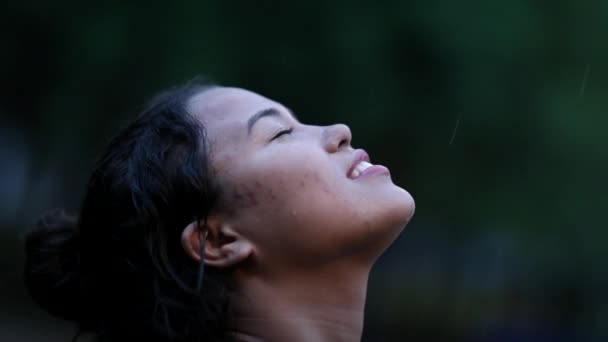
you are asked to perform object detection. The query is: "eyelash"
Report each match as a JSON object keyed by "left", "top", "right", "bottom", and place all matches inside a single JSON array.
[{"left": 271, "top": 128, "right": 293, "bottom": 141}]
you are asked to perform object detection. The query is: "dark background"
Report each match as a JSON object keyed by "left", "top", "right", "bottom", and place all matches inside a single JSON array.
[{"left": 1, "top": 0, "right": 607, "bottom": 341}]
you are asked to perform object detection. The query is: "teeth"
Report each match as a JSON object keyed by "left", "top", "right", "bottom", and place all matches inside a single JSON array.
[{"left": 350, "top": 161, "right": 373, "bottom": 178}]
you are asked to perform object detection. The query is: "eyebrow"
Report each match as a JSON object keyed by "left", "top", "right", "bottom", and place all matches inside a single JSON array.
[{"left": 247, "top": 107, "right": 297, "bottom": 134}]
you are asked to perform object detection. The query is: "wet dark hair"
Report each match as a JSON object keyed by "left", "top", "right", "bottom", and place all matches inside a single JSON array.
[{"left": 24, "top": 80, "right": 230, "bottom": 341}]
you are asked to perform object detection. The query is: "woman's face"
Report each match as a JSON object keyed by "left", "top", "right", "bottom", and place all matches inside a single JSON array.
[{"left": 188, "top": 87, "right": 414, "bottom": 272}]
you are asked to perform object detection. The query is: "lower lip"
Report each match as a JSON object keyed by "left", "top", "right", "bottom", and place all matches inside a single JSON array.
[{"left": 354, "top": 165, "right": 390, "bottom": 180}]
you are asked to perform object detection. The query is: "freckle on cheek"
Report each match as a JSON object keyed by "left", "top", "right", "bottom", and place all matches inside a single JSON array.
[
  {"left": 232, "top": 186, "right": 259, "bottom": 208},
  {"left": 264, "top": 185, "right": 277, "bottom": 201},
  {"left": 323, "top": 182, "right": 331, "bottom": 194},
  {"left": 232, "top": 179, "right": 286, "bottom": 208},
  {"left": 305, "top": 171, "right": 332, "bottom": 194},
  {"left": 244, "top": 191, "right": 259, "bottom": 206},
  {"left": 319, "top": 178, "right": 332, "bottom": 194},
  {"left": 254, "top": 180, "right": 277, "bottom": 201}
]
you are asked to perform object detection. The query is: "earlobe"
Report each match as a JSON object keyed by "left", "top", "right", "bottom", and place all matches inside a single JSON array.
[{"left": 181, "top": 219, "right": 253, "bottom": 268}]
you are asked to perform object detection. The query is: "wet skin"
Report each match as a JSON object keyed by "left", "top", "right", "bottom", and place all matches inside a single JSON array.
[
  {"left": 183, "top": 87, "right": 415, "bottom": 342},
  {"left": 187, "top": 87, "right": 415, "bottom": 272}
]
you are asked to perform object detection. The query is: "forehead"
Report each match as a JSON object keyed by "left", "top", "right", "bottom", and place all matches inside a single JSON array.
[
  {"left": 187, "top": 87, "right": 280, "bottom": 128},
  {"left": 186, "top": 87, "right": 287, "bottom": 168}
]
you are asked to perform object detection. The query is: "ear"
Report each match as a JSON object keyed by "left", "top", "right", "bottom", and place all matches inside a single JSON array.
[{"left": 181, "top": 217, "right": 253, "bottom": 268}]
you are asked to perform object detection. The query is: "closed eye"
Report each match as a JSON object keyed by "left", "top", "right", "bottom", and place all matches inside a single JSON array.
[{"left": 271, "top": 128, "right": 293, "bottom": 141}]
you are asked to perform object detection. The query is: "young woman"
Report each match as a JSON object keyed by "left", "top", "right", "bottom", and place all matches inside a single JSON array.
[{"left": 24, "top": 80, "right": 415, "bottom": 341}]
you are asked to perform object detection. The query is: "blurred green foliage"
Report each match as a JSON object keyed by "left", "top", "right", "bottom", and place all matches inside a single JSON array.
[{"left": 1, "top": 0, "right": 607, "bottom": 340}]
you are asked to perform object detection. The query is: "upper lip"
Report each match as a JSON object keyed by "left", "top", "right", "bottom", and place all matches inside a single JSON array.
[{"left": 347, "top": 149, "right": 371, "bottom": 178}]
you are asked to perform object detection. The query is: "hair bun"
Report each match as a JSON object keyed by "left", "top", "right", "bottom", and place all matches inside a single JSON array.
[{"left": 24, "top": 209, "right": 82, "bottom": 321}]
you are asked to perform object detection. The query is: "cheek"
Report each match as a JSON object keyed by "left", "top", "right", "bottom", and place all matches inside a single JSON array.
[
  {"left": 229, "top": 165, "right": 334, "bottom": 212},
  {"left": 218, "top": 150, "right": 373, "bottom": 263},
  {"left": 224, "top": 153, "right": 343, "bottom": 229},
  {"left": 229, "top": 180, "right": 275, "bottom": 209},
  {"left": 249, "top": 166, "right": 354, "bottom": 245},
  {"left": 226, "top": 145, "right": 334, "bottom": 206}
]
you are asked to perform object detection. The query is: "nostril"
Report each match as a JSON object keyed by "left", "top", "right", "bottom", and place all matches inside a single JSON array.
[
  {"left": 337, "top": 124, "right": 352, "bottom": 149},
  {"left": 323, "top": 123, "right": 352, "bottom": 152}
]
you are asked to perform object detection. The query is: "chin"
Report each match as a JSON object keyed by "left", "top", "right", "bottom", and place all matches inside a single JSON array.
[
  {"left": 397, "top": 188, "right": 416, "bottom": 224},
  {"left": 376, "top": 187, "right": 415, "bottom": 247},
  {"left": 383, "top": 184, "right": 415, "bottom": 224},
  {"left": 348, "top": 187, "right": 415, "bottom": 264}
]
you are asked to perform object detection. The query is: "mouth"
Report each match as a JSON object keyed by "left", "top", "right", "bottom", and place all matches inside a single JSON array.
[
  {"left": 347, "top": 149, "right": 391, "bottom": 179},
  {"left": 347, "top": 149, "right": 375, "bottom": 179}
]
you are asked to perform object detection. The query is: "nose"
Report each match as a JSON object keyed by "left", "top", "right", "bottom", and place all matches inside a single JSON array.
[{"left": 322, "top": 124, "right": 352, "bottom": 153}]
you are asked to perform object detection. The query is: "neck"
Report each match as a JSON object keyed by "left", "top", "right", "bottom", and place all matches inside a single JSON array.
[{"left": 226, "top": 263, "right": 370, "bottom": 342}]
